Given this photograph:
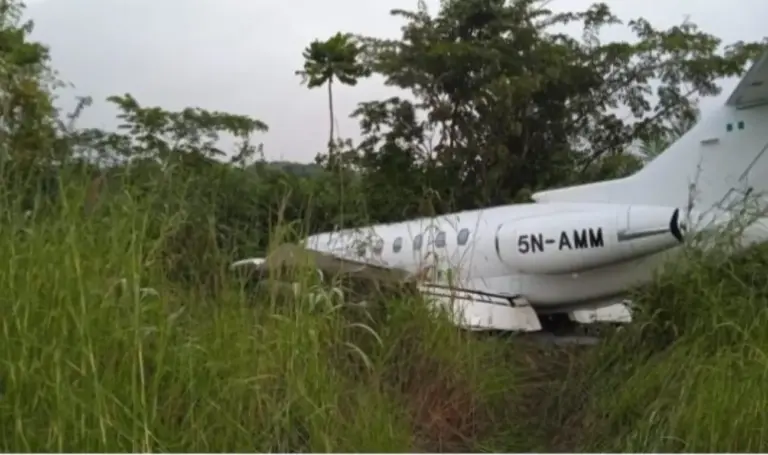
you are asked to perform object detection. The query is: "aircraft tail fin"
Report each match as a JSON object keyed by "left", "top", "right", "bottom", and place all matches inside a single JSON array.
[{"left": 533, "top": 49, "right": 768, "bottom": 214}]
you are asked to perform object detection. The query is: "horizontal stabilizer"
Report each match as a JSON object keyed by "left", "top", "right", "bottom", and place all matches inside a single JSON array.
[{"left": 726, "top": 49, "right": 768, "bottom": 109}]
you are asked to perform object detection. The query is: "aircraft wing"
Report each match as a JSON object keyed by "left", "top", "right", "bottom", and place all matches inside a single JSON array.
[
  {"left": 230, "top": 243, "right": 543, "bottom": 332},
  {"left": 231, "top": 243, "right": 412, "bottom": 283}
]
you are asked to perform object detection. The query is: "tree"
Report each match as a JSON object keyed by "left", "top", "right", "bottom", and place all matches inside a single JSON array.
[
  {"left": 0, "top": 0, "right": 61, "bottom": 173},
  {"left": 296, "top": 32, "right": 370, "bottom": 156},
  {"left": 64, "top": 92, "right": 375, "bottom": 276},
  {"left": 321, "top": 0, "right": 765, "bottom": 219},
  {"left": 78, "top": 93, "right": 269, "bottom": 168}
]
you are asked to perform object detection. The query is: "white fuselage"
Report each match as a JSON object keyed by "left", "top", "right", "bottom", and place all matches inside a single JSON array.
[
  {"left": 233, "top": 50, "right": 768, "bottom": 330},
  {"left": 304, "top": 201, "right": 691, "bottom": 312},
  {"left": 303, "top": 83, "right": 768, "bottom": 314}
]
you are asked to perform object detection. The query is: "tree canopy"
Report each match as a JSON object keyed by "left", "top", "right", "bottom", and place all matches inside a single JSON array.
[{"left": 312, "top": 0, "right": 765, "bottom": 218}]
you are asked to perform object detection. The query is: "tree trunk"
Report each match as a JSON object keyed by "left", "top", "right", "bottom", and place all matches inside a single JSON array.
[{"left": 327, "top": 77, "right": 335, "bottom": 152}]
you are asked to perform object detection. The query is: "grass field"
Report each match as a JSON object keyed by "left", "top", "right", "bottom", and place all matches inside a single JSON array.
[{"left": 2, "top": 166, "right": 768, "bottom": 452}]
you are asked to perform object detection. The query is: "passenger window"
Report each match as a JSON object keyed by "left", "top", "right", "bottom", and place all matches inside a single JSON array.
[
  {"left": 393, "top": 237, "right": 403, "bottom": 253},
  {"left": 413, "top": 234, "right": 423, "bottom": 250},
  {"left": 434, "top": 231, "right": 447, "bottom": 248},
  {"left": 457, "top": 228, "right": 470, "bottom": 246}
]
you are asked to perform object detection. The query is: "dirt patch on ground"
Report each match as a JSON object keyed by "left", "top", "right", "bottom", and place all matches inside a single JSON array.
[
  {"left": 404, "top": 356, "right": 482, "bottom": 452},
  {"left": 400, "top": 335, "right": 596, "bottom": 452}
]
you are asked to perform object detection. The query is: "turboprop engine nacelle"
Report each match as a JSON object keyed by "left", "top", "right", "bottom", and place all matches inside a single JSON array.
[{"left": 496, "top": 205, "right": 686, "bottom": 275}]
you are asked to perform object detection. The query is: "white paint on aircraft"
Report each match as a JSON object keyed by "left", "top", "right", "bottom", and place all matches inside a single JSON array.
[{"left": 233, "top": 49, "right": 768, "bottom": 334}]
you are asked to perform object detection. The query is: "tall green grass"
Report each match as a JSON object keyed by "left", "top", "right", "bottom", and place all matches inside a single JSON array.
[
  {"left": 544, "top": 237, "right": 768, "bottom": 452},
  {"left": 0, "top": 165, "right": 527, "bottom": 452},
  {"left": 6, "top": 163, "right": 768, "bottom": 452}
]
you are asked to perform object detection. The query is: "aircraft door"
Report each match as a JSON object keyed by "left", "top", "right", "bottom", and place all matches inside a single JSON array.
[{"left": 420, "top": 224, "right": 446, "bottom": 283}]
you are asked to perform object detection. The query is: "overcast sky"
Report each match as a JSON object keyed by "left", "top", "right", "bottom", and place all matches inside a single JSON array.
[{"left": 22, "top": 0, "right": 768, "bottom": 163}]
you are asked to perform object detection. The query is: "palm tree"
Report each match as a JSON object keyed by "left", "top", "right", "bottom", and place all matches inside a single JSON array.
[{"left": 296, "top": 33, "right": 370, "bottom": 151}]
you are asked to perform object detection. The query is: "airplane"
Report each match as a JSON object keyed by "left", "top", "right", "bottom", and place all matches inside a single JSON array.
[{"left": 231, "top": 49, "right": 768, "bottom": 336}]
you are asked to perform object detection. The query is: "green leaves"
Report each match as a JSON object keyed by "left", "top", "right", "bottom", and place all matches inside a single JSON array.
[
  {"left": 296, "top": 32, "right": 370, "bottom": 89},
  {"left": 320, "top": 0, "right": 767, "bottom": 218},
  {"left": 98, "top": 93, "right": 268, "bottom": 166},
  {"left": 0, "top": 0, "right": 59, "bottom": 171}
]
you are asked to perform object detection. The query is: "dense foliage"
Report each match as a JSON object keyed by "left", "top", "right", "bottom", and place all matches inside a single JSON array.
[
  {"left": 2, "top": 0, "right": 768, "bottom": 451},
  {"left": 13, "top": 0, "right": 765, "bottom": 249}
]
